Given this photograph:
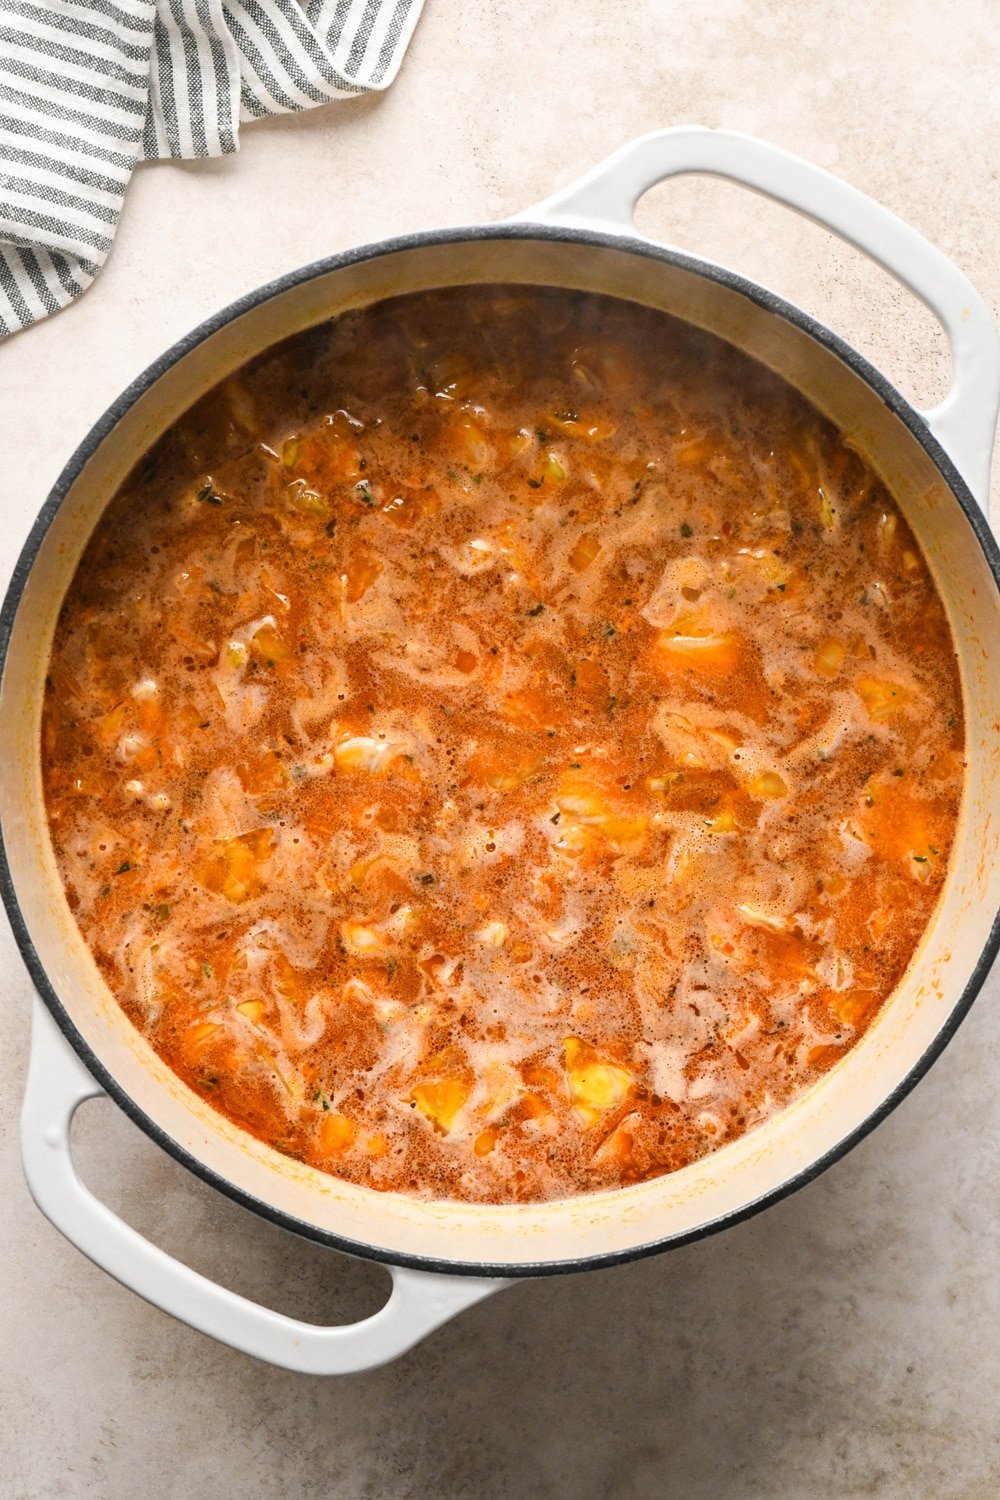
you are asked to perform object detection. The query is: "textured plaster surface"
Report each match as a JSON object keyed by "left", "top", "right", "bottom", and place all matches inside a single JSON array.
[{"left": 2, "top": 2, "right": 1000, "bottom": 1496}]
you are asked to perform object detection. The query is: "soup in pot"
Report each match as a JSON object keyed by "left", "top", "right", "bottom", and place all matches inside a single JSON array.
[{"left": 41, "top": 286, "right": 965, "bottom": 1202}]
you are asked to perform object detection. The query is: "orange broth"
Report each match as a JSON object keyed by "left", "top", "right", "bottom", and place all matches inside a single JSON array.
[{"left": 41, "top": 286, "right": 965, "bottom": 1202}]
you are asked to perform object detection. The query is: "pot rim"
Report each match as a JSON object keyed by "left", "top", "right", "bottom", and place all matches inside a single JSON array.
[{"left": 3, "top": 221, "right": 999, "bottom": 1280}]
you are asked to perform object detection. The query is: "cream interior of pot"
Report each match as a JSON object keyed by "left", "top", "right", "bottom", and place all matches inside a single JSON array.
[{"left": 4, "top": 236, "right": 999, "bottom": 1270}]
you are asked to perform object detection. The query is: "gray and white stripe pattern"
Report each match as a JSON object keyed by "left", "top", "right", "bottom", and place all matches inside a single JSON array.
[{"left": 0, "top": 0, "right": 423, "bottom": 337}]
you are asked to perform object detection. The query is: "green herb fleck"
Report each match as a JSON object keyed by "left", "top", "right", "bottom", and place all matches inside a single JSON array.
[
  {"left": 602, "top": 623, "right": 616, "bottom": 639},
  {"left": 527, "top": 603, "right": 545, "bottom": 617},
  {"left": 196, "top": 482, "right": 222, "bottom": 505},
  {"left": 550, "top": 811, "right": 561, "bottom": 825},
  {"left": 116, "top": 861, "right": 132, "bottom": 875},
  {"left": 415, "top": 872, "right": 436, "bottom": 885},
  {"left": 680, "top": 521, "right": 693, "bottom": 538},
  {"left": 355, "top": 480, "right": 375, "bottom": 505},
  {"left": 202, "top": 961, "right": 213, "bottom": 980}
]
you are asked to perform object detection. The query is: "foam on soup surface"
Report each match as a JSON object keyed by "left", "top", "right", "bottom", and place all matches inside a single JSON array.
[{"left": 42, "top": 286, "right": 964, "bottom": 1202}]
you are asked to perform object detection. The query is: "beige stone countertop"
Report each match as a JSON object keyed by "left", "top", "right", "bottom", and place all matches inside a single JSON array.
[{"left": 2, "top": 2, "right": 1000, "bottom": 1495}]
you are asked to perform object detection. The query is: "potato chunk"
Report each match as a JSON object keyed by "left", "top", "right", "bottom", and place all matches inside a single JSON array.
[
  {"left": 568, "top": 532, "right": 601, "bottom": 572},
  {"left": 748, "top": 770, "right": 788, "bottom": 800},
  {"left": 197, "top": 828, "right": 274, "bottom": 902},
  {"left": 248, "top": 618, "right": 291, "bottom": 664},
  {"left": 814, "top": 639, "right": 846, "bottom": 679},
  {"left": 653, "top": 612, "right": 742, "bottom": 676},
  {"left": 318, "top": 1111, "right": 357, "bottom": 1156},
  {"left": 341, "top": 922, "right": 385, "bottom": 954},
  {"left": 411, "top": 1076, "right": 471, "bottom": 1134},
  {"left": 856, "top": 676, "right": 910, "bottom": 721},
  {"left": 343, "top": 552, "right": 383, "bottom": 603},
  {"left": 563, "top": 1037, "right": 632, "bottom": 1120},
  {"left": 334, "top": 735, "right": 409, "bottom": 773}
]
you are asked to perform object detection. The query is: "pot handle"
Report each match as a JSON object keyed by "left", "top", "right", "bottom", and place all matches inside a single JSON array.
[
  {"left": 21, "top": 997, "right": 506, "bottom": 1374},
  {"left": 515, "top": 127, "right": 1000, "bottom": 513}
]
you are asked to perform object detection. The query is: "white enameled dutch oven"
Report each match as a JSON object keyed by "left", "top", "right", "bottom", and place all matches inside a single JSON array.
[{"left": 3, "top": 129, "right": 1000, "bottom": 1376}]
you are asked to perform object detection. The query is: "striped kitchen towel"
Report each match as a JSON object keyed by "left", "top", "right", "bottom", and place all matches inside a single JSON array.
[{"left": 0, "top": 0, "right": 424, "bottom": 338}]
